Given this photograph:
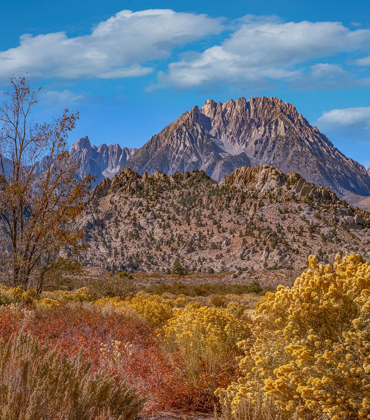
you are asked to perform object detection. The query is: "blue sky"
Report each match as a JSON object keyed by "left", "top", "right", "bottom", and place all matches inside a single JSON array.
[{"left": 1, "top": 0, "right": 370, "bottom": 167}]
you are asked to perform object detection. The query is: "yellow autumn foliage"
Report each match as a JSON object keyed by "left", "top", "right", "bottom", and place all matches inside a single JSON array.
[
  {"left": 128, "top": 292, "right": 174, "bottom": 326},
  {"left": 163, "top": 302, "right": 251, "bottom": 382},
  {"left": 218, "top": 254, "right": 370, "bottom": 419},
  {"left": 94, "top": 296, "right": 131, "bottom": 314},
  {"left": 0, "top": 286, "right": 38, "bottom": 305},
  {"left": 43, "top": 287, "right": 93, "bottom": 303},
  {"left": 35, "top": 298, "right": 60, "bottom": 309}
]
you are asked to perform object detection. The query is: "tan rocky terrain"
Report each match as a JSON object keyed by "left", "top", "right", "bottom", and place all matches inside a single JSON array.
[{"left": 76, "top": 164, "right": 370, "bottom": 286}]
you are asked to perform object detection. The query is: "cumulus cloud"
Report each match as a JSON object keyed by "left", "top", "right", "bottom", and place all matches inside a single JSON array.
[
  {"left": 157, "top": 16, "right": 370, "bottom": 90},
  {"left": 318, "top": 107, "right": 370, "bottom": 136},
  {"left": 0, "top": 9, "right": 223, "bottom": 80},
  {"left": 354, "top": 55, "right": 370, "bottom": 66}
]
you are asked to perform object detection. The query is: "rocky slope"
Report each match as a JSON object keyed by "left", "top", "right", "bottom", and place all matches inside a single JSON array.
[
  {"left": 77, "top": 165, "right": 370, "bottom": 282},
  {"left": 71, "top": 137, "right": 137, "bottom": 186},
  {"left": 125, "top": 97, "right": 370, "bottom": 208}
]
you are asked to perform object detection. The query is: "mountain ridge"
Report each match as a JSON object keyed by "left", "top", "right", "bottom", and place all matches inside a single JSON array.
[
  {"left": 77, "top": 163, "right": 370, "bottom": 281},
  {"left": 71, "top": 136, "right": 137, "bottom": 185},
  {"left": 123, "top": 97, "right": 370, "bottom": 207},
  {"left": 69, "top": 96, "right": 370, "bottom": 209}
]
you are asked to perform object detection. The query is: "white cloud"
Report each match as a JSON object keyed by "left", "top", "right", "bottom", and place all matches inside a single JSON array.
[
  {"left": 0, "top": 9, "right": 223, "bottom": 80},
  {"left": 310, "top": 63, "right": 349, "bottom": 80},
  {"left": 318, "top": 107, "right": 370, "bottom": 134},
  {"left": 354, "top": 55, "right": 370, "bottom": 66},
  {"left": 40, "top": 90, "right": 85, "bottom": 104},
  {"left": 158, "top": 16, "right": 370, "bottom": 90},
  {"left": 289, "top": 63, "right": 356, "bottom": 90}
]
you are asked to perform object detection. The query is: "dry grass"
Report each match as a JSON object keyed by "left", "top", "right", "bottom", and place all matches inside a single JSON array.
[{"left": 0, "top": 333, "right": 144, "bottom": 420}]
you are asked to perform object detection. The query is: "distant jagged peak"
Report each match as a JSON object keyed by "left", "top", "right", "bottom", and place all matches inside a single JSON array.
[
  {"left": 95, "top": 143, "right": 122, "bottom": 152},
  {"left": 71, "top": 137, "right": 136, "bottom": 155},
  {"left": 71, "top": 136, "right": 92, "bottom": 153},
  {"left": 70, "top": 137, "right": 138, "bottom": 187},
  {"left": 200, "top": 96, "right": 308, "bottom": 127}
]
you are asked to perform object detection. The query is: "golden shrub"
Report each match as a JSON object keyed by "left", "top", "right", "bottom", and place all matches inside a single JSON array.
[
  {"left": 94, "top": 296, "right": 129, "bottom": 313},
  {"left": 128, "top": 292, "right": 174, "bottom": 326},
  {"left": 36, "top": 298, "right": 60, "bottom": 309},
  {"left": 43, "top": 287, "right": 93, "bottom": 303},
  {"left": 162, "top": 302, "right": 251, "bottom": 382},
  {"left": 218, "top": 254, "right": 370, "bottom": 419},
  {"left": 0, "top": 287, "right": 38, "bottom": 305}
]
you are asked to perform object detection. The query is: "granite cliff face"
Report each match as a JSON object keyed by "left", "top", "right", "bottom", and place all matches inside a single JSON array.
[
  {"left": 125, "top": 97, "right": 370, "bottom": 207},
  {"left": 71, "top": 136, "right": 137, "bottom": 186}
]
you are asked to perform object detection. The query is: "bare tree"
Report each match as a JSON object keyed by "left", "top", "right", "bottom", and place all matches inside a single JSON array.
[{"left": 0, "top": 77, "right": 91, "bottom": 291}]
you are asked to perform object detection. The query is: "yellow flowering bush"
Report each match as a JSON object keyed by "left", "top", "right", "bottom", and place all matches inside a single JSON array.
[
  {"left": 35, "top": 298, "right": 60, "bottom": 309},
  {"left": 94, "top": 296, "right": 131, "bottom": 314},
  {"left": 218, "top": 254, "right": 370, "bottom": 420},
  {"left": 0, "top": 286, "right": 38, "bottom": 305},
  {"left": 128, "top": 292, "right": 174, "bottom": 326},
  {"left": 43, "top": 287, "right": 93, "bottom": 303},
  {"left": 163, "top": 302, "right": 251, "bottom": 383}
]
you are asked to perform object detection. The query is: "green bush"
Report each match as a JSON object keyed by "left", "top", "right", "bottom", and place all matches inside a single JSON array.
[{"left": 171, "top": 258, "right": 187, "bottom": 275}]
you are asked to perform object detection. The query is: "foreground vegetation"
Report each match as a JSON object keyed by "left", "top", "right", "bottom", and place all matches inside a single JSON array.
[
  {"left": 219, "top": 253, "right": 370, "bottom": 419},
  {"left": 0, "top": 276, "right": 260, "bottom": 417},
  {"left": 0, "top": 254, "right": 369, "bottom": 419}
]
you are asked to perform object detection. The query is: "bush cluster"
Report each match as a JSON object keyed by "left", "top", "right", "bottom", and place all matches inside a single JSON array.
[
  {"left": 218, "top": 254, "right": 370, "bottom": 420},
  {"left": 162, "top": 303, "right": 251, "bottom": 384}
]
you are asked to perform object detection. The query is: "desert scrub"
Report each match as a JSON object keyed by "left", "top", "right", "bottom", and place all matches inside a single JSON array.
[
  {"left": 145, "top": 281, "right": 263, "bottom": 297},
  {"left": 0, "top": 286, "right": 38, "bottom": 305},
  {"left": 0, "top": 286, "right": 94, "bottom": 307},
  {"left": 42, "top": 287, "right": 94, "bottom": 303},
  {"left": 162, "top": 302, "right": 252, "bottom": 409},
  {"left": 128, "top": 292, "right": 174, "bottom": 326},
  {"left": 93, "top": 296, "right": 134, "bottom": 316},
  {"left": 216, "top": 396, "right": 284, "bottom": 420},
  {"left": 218, "top": 254, "right": 370, "bottom": 420},
  {"left": 0, "top": 305, "right": 35, "bottom": 339},
  {"left": 0, "top": 333, "right": 144, "bottom": 420},
  {"left": 35, "top": 297, "right": 60, "bottom": 309}
]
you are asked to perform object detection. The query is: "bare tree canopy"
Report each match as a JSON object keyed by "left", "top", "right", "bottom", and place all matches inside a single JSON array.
[{"left": 0, "top": 76, "right": 91, "bottom": 291}]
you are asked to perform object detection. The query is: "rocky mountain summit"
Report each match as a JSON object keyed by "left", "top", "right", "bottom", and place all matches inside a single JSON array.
[
  {"left": 125, "top": 97, "right": 370, "bottom": 208},
  {"left": 71, "top": 136, "right": 137, "bottom": 185},
  {"left": 77, "top": 164, "right": 370, "bottom": 282}
]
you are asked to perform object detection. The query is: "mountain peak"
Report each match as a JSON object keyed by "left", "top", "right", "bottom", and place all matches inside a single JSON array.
[
  {"left": 200, "top": 96, "right": 304, "bottom": 126},
  {"left": 70, "top": 138, "right": 137, "bottom": 187},
  {"left": 124, "top": 96, "right": 370, "bottom": 208},
  {"left": 71, "top": 136, "right": 92, "bottom": 153}
]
